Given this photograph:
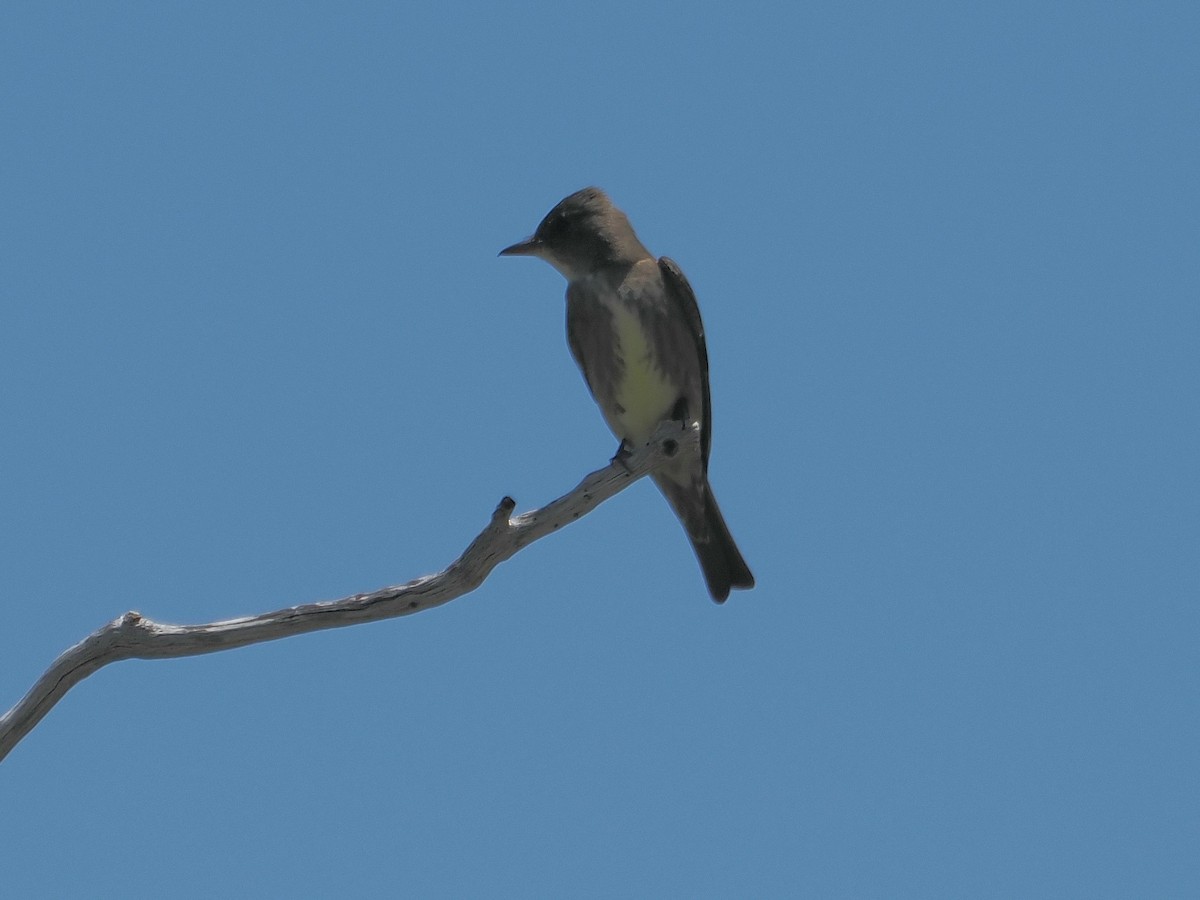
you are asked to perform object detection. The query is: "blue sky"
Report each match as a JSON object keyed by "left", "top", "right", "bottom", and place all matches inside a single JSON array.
[{"left": 2, "top": 2, "right": 1197, "bottom": 897}]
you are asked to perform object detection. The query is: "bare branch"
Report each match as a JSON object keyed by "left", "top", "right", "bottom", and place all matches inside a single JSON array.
[{"left": 0, "top": 422, "right": 697, "bottom": 763}]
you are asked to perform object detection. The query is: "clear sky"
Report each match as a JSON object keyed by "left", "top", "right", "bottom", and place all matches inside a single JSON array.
[{"left": 2, "top": 2, "right": 1197, "bottom": 897}]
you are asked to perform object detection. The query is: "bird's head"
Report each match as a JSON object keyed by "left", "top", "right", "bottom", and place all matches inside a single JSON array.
[{"left": 500, "top": 187, "right": 646, "bottom": 280}]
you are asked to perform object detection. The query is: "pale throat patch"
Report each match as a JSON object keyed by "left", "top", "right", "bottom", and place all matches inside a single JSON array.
[{"left": 609, "top": 302, "right": 677, "bottom": 444}]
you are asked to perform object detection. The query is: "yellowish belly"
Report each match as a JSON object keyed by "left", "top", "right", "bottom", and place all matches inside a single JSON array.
[{"left": 610, "top": 305, "right": 676, "bottom": 444}]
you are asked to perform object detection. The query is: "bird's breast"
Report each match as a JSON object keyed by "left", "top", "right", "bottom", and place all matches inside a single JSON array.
[{"left": 606, "top": 299, "right": 677, "bottom": 445}]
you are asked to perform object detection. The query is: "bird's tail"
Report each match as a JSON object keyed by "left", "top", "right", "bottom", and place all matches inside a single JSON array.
[{"left": 655, "top": 475, "right": 755, "bottom": 603}]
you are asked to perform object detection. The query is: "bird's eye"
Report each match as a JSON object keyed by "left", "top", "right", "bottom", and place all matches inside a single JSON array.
[{"left": 541, "top": 214, "right": 569, "bottom": 241}]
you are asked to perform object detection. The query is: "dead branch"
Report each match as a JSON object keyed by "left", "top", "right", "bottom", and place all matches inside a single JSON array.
[{"left": 0, "top": 421, "right": 695, "bottom": 763}]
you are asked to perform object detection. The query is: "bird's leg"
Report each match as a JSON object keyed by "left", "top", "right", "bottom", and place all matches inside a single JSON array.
[
  {"left": 669, "top": 396, "right": 690, "bottom": 424},
  {"left": 661, "top": 396, "right": 690, "bottom": 457},
  {"left": 611, "top": 438, "right": 635, "bottom": 473}
]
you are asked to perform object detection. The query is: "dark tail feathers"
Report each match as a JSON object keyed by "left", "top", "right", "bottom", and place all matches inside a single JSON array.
[{"left": 691, "top": 488, "right": 755, "bottom": 603}]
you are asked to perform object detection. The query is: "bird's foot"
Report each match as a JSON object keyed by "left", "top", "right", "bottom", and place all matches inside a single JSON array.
[{"left": 611, "top": 439, "right": 635, "bottom": 473}]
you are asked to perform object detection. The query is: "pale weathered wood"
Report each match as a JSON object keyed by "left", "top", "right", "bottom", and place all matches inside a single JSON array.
[{"left": 0, "top": 422, "right": 697, "bottom": 763}]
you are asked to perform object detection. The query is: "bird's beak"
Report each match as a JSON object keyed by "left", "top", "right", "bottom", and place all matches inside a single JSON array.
[{"left": 499, "top": 236, "right": 542, "bottom": 257}]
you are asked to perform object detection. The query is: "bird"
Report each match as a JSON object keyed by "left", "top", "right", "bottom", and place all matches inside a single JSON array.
[{"left": 500, "top": 187, "right": 754, "bottom": 602}]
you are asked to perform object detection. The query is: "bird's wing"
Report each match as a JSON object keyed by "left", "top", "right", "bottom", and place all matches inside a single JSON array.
[
  {"left": 657, "top": 256, "right": 712, "bottom": 466},
  {"left": 565, "top": 280, "right": 611, "bottom": 405}
]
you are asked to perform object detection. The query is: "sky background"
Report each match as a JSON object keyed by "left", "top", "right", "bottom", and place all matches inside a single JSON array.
[{"left": 2, "top": 2, "right": 1197, "bottom": 897}]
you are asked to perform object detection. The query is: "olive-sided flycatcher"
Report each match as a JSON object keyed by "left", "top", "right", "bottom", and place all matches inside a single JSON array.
[{"left": 500, "top": 187, "right": 754, "bottom": 602}]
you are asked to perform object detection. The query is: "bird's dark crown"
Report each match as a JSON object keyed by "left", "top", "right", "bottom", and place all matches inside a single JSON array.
[{"left": 532, "top": 187, "right": 648, "bottom": 274}]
